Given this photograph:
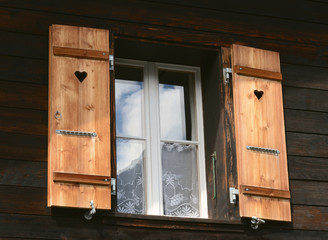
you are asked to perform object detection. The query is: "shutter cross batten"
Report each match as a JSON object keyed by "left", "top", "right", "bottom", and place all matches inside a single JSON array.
[
  {"left": 48, "top": 24, "right": 111, "bottom": 210},
  {"left": 232, "top": 44, "right": 291, "bottom": 222}
]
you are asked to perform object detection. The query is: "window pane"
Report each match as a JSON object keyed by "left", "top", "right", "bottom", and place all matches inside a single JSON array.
[
  {"left": 159, "top": 70, "right": 195, "bottom": 141},
  {"left": 115, "top": 65, "right": 144, "bottom": 137},
  {"left": 161, "top": 143, "right": 200, "bottom": 217},
  {"left": 117, "top": 138, "right": 145, "bottom": 214}
]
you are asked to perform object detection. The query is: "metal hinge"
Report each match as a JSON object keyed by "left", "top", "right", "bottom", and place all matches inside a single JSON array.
[
  {"left": 223, "top": 67, "right": 232, "bottom": 84},
  {"left": 109, "top": 55, "right": 114, "bottom": 71},
  {"left": 111, "top": 177, "right": 116, "bottom": 195},
  {"left": 229, "top": 187, "right": 239, "bottom": 204}
]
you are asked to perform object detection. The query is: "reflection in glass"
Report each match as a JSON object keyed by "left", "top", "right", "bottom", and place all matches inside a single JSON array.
[
  {"left": 159, "top": 70, "right": 194, "bottom": 141},
  {"left": 117, "top": 138, "right": 145, "bottom": 214},
  {"left": 115, "top": 65, "right": 144, "bottom": 138},
  {"left": 161, "top": 143, "right": 199, "bottom": 217}
]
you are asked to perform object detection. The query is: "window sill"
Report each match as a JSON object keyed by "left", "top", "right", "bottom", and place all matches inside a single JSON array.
[{"left": 102, "top": 213, "right": 244, "bottom": 233}]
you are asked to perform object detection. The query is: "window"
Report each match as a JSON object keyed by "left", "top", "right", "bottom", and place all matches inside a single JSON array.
[
  {"left": 48, "top": 24, "right": 291, "bottom": 223},
  {"left": 115, "top": 59, "right": 208, "bottom": 218}
]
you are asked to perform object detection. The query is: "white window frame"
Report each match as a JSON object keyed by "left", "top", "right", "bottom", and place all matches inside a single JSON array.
[{"left": 115, "top": 58, "right": 208, "bottom": 218}]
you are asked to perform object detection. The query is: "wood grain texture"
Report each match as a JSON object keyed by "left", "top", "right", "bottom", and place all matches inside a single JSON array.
[
  {"left": 0, "top": 132, "right": 47, "bottom": 161},
  {"left": 141, "top": 0, "right": 328, "bottom": 26},
  {"left": 282, "top": 64, "right": 328, "bottom": 90},
  {"left": 287, "top": 132, "right": 328, "bottom": 158},
  {"left": 1, "top": 0, "right": 328, "bottom": 46},
  {"left": 233, "top": 65, "right": 282, "bottom": 81},
  {"left": 290, "top": 180, "right": 328, "bottom": 206},
  {"left": 53, "top": 172, "right": 110, "bottom": 186},
  {"left": 0, "top": 81, "right": 47, "bottom": 110},
  {"left": 0, "top": 185, "right": 49, "bottom": 215},
  {"left": 1, "top": 212, "right": 328, "bottom": 239},
  {"left": 285, "top": 109, "right": 328, "bottom": 135},
  {"left": 53, "top": 46, "right": 109, "bottom": 60},
  {"left": 48, "top": 25, "right": 111, "bottom": 209},
  {"left": 232, "top": 44, "right": 291, "bottom": 221},
  {"left": 283, "top": 86, "right": 328, "bottom": 112},
  {"left": 0, "top": 107, "right": 47, "bottom": 135},
  {"left": 1, "top": 6, "right": 328, "bottom": 68},
  {"left": 0, "top": 55, "right": 47, "bottom": 84},
  {"left": 292, "top": 205, "right": 328, "bottom": 231},
  {"left": 0, "top": 159, "right": 46, "bottom": 187},
  {"left": 0, "top": 0, "right": 327, "bottom": 237},
  {"left": 288, "top": 156, "right": 328, "bottom": 181},
  {"left": 240, "top": 185, "right": 290, "bottom": 199}
]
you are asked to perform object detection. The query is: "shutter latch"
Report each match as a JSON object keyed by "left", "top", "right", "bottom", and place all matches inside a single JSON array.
[
  {"left": 84, "top": 200, "right": 96, "bottom": 220},
  {"left": 109, "top": 55, "right": 114, "bottom": 71},
  {"left": 223, "top": 67, "right": 232, "bottom": 84},
  {"left": 229, "top": 187, "right": 239, "bottom": 204},
  {"left": 111, "top": 177, "right": 116, "bottom": 195},
  {"left": 251, "top": 216, "right": 265, "bottom": 230}
]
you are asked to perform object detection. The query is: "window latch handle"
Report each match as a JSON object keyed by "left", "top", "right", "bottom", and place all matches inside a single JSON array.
[{"left": 211, "top": 151, "right": 217, "bottom": 200}]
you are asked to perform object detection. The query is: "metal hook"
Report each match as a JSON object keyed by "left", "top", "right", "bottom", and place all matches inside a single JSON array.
[
  {"left": 251, "top": 216, "right": 265, "bottom": 230},
  {"left": 54, "top": 111, "right": 62, "bottom": 120},
  {"left": 84, "top": 200, "right": 96, "bottom": 220}
]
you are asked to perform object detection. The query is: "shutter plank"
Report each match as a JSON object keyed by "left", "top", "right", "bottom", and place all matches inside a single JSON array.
[
  {"left": 232, "top": 44, "right": 291, "bottom": 221},
  {"left": 48, "top": 25, "right": 111, "bottom": 209}
]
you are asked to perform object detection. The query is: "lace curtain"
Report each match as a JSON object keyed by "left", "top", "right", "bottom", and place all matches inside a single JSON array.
[
  {"left": 161, "top": 143, "right": 200, "bottom": 217},
  {"left": 117, "top": 139, "right": 145, "bottom": 214}
]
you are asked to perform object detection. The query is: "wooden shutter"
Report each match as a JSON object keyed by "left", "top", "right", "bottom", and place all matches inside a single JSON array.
[
  {"left": 48, "top": 25, "right": 111, "bottom": 209},
  {"left": 232, "top": 44, "right": 291, "bottom": 221}
]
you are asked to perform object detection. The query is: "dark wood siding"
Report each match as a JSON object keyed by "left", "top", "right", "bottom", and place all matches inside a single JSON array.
[{"left": 0, "top": 0, "right": 327, "bottom": 239}]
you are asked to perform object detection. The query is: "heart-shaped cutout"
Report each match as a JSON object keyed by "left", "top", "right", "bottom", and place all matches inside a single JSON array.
[
  {"left": 254, "top": 90, "right": 264, "bottom": 100},
  {"left": 74, "top": 71, "right": 87, "bottom": 83}
]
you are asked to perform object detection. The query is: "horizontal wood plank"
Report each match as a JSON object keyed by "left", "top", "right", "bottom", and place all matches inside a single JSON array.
[
  {"left": 240, "top": 185, "right": 290, "bottom": 199},
  {"left": 0, "top": 132, "right": 47, "bottom": 161},
  {"left": 0, "top": 185, "right": 49, "bottom": 215},
  {"left": 1, "top": 1, "right": 328, "bottom": 46},
  {"left": 285, "top": 109, "right": 328, "bottom": 135},
  {"left": 283, "top": 86, "right": 328, "bottom": 112},
  {"left": 0, "top": 55, "right": 47, "bottom": 84},
  {"left": 0, "top": 81, "right": 47, "bottom": 110},
  {"left": 0, "top": 30, "right": 48, "bottom": 59},
  {"left": 0, "top": 159, "right": 46, "bottom": 187},
  {"left": 288, "top": 156, "right": 328, "bottom": 181},
  {"left": 1, "top": 7, "right": 328, "bottom": 68},
  {"left": 0, "top": 107, "right": 47, "bottom": 135},
  {"left": 53, "top": 172, "right": 111, "bottom": 186},
  {"left": 103, "top": 214, "right": 243, "bottom": 232},
  {"left": 292, "top": 205, "right": 328, "bottom": 231},
  {"left": 282, "top": 64, "right": 328, "bottom": 90},
  {"left": 291, "top": 180, "right": 328, "bottom": 206},
  {"left": 142, "top": 0, "right": 328, "bottom": 26},
  {"left": 233, "top": 65, "right": 282, "bottom": 81},
  {"left": 286, "top": 132, "right": 328, "bottom": 158},
  {"left": 53, "top": 46, "right": 109, "bottom": 60},
  {"left": 0, "top": 212, "right": 327, "bottom": 238}
]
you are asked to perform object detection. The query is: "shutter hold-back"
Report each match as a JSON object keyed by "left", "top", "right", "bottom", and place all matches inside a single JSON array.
[
  {"left": 84, "top": 200, "right": 96, "bottom": 220},
  {"left": 251, "top": 216, "right": 265, "bottom": 230}
]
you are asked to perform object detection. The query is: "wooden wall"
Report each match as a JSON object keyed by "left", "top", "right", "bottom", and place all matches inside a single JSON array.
[{"left": 0, "top": 0, "right": 327, "bottom": 239}]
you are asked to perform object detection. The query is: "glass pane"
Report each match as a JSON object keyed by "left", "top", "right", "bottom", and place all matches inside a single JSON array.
[
  {"left": 115, "top": 65, "right": 144, "bottom": 137},
  {"left": 161, "top": 143, "right": 199, "bottom": 217},
  {"left": 117, "top": 138, "right": 145, "bottom": 214},
  {"left": 159, "top": 70, "right": 195, "bottom": 141}
]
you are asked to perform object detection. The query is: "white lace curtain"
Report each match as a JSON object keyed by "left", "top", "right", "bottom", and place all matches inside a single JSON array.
[{"left": 161, "top": 143, "right": 200, "bottom": 217}]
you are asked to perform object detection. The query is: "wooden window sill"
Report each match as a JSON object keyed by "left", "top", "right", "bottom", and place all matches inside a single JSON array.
[{"left": 102, "top": 213, "right": 244, "bottom": 233}]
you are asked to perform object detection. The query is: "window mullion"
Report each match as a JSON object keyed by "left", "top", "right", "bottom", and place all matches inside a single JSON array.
[{"left": 147, "top": 62, "right": 163, "bottom": 215}]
